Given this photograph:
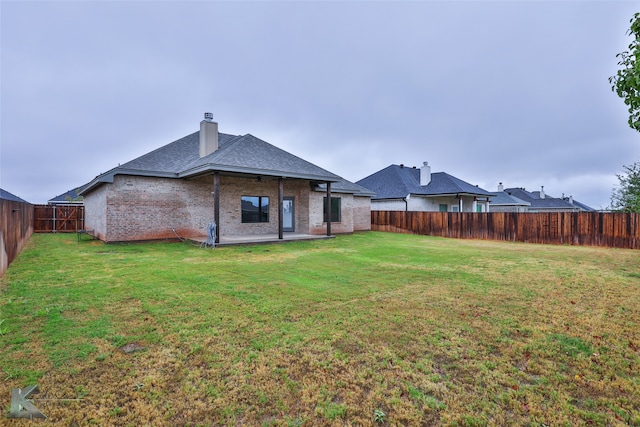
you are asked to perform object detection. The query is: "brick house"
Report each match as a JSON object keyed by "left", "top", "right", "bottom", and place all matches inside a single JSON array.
[{"left": 79, "top": 114, "right": 373, "bottom": 243}]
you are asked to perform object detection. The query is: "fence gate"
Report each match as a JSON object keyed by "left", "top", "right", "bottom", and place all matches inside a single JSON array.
[{"left": 34, "top": 205, "right": 85, "bottom": 233}]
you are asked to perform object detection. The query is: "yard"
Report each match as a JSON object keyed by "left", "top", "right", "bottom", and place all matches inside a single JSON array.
[{"left": 1, "top": 232, "right": 639, "bottom": 426}]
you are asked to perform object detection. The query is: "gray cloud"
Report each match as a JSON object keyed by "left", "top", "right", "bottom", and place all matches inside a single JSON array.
[{"left": 2, "top": 1, "right": 639, "bottom": 210}]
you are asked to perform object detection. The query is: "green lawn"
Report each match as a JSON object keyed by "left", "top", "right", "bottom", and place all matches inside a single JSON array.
[{"left": 1, "top": 232, "right": 639, "bottom": 426}]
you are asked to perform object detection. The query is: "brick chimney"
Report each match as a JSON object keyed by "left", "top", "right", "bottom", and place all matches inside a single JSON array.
[
  {"left": 200, "top": 112, "right": 218, "bottom": 158},
  {"left": 420, "top": 161, "right": 431, "bottom": 186}
]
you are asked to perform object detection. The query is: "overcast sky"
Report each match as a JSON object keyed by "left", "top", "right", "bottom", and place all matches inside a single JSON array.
[{"left": 2, "top": 1, "right": 639, "bottom": 209}]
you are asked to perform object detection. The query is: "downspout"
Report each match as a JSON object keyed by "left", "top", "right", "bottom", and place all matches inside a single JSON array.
[
  {"left": 213, "top": 172, "right": 220, "bottom": 243},
  {"left": 326, "top": 182, "right": 332, "bottom": 236},
  {"left": 278, "top": 177, "right": 284, "bottom": 240}
]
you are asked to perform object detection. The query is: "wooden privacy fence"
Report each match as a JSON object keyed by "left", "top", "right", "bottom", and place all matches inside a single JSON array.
[
  {"left": 371, "top": 211, "right": 640, "bottom": 249},
  {"left": 1, "top": 199, "right": 34, "bottom": 277},
  {"left": 34, "top": 204, "right": 85, "bottom": 233}
]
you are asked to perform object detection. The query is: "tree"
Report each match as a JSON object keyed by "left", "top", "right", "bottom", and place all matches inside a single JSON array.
[
  {"left": 610, "top": 13, "right": 640, "bottom": 132},
  {"left": 610, "top": 161, "right": 640, "bottom": 212}
]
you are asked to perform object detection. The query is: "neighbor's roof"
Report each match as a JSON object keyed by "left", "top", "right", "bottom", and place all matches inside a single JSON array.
[
  {"left": 503, "top": 188, "right": 594, "bottom": 211},
  {"left": 569, "top": 199, "right": 596, "bottom": 212},
  {"left": 0, "top": 188, "right": 29, "bottom": 203},
  {"left": 356, "top": 164, "right": 494, "bottom": 200},
  {"left": 80, "top": 131, "right": 348, "bottom": 195},
  {"left": 48, "top": 187, "right": 84, "bottom": 204},
  {"left": 489, "top": 191, "right": 531, "bottom": 206}
]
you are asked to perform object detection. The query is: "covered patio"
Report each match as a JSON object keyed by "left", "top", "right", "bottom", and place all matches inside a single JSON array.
[{"left": 190, "top": 233, "right": 334, "bottom": 247}]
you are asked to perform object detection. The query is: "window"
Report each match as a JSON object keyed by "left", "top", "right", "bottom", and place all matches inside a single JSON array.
[
  {"left": 241, "top": 196, "right": 269, "bottom": 223},
  {"left": 451, "top": 205, "right": 459, "bottom": 212},
  {"left": 323, "top": 197, "right": 341, "bottom": 222},
  {"left": 476, "top": 204, "right": 483, "bottom": 213},
  {"left": 439, "top": 204, "right": 448, "bottom": 212}
]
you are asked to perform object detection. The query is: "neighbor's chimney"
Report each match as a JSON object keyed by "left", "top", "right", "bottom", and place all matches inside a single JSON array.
[
  {"left": 420, "top": 161, "right": 431, "bottom": 186},
  {"left": 200, "top": 112, "right": 218, "bottom": 158},
  {"left": 540, "top": 185, "right": 545, "bottom": 199},
  {"left": 498, "top": 182, "right": 504, "bottom": 192}
]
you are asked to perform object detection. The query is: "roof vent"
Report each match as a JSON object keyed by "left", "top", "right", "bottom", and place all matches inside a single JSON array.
[{"left": 204, "top": 112, "right": 213, "bottom": 122}]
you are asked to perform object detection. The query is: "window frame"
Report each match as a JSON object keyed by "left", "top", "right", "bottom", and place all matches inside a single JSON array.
[
  {"left": 323, "top": 196, "right": 341, "bottom": 223},
  {"left": 241, "top": 195, "right": 270, "bottom": 223}
]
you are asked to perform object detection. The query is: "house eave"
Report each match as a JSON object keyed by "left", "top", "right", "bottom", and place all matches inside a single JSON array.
[
  {"left": 414, "top": 192, "right": 497, "bottom": 198},
  {"left": 317, "top": 187, "right": 376, "bottom": 196},
  {"left": 371, "top": 197, "right": 407, "bottom": 201},
  {"left": 178, "top": 164, "right": 340, "bottom": 182},
  {"left": 78, "top": 168, "right": 179, "bottom": 196}
]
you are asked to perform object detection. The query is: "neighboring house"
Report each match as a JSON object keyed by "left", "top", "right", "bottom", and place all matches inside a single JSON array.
[
  {"left": 489, "top": 183, "right": 531, "bottom": 213},
  {"left": 79, "top": 113, "right": 373, "bottom": 243},
  {"left": 493, "top": 185, "right": 595, "bottom": 212},
  {"left": 48, "top": 187, "right": 84, "bottom": 205},
  {"left": 0, "top": 188, "right": 29, "bottom": 203},
  {"left": 356, "top": 162, "right": 494, "bottom": 212}
]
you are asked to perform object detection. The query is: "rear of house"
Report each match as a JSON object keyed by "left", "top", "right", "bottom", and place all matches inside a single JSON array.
[{"left": 80, "top": 114, "right": 373, "bottom": 242}]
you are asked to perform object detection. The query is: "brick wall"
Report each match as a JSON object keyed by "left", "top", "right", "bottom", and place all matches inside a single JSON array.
[
  {"left": 84, "top": 184, "right": 107, "bottom": 240},
  {"left": 308, "top": 191, "right": 358, "bottom": 235},
  {"left": 352, "top": 196, "right": 372, "bottom": 231},
  {"left": 104, "top": 175, "right": 214, "bottom": 242},
  {"left": 217, "top": 176, "right": 312, "bottom": 236},
  {"left": 86, "top": 174, "right": 371, "bottom": 242}
]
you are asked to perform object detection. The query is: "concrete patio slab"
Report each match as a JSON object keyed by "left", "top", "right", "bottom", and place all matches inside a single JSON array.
[{"left": 189, "top": 233, "right": 333, "bottom": 247}]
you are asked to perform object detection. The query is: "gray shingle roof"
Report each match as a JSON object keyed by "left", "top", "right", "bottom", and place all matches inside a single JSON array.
[
  {"left": 0, "top": 188, "right": 29, "bottom": 203},
  {"left": 80, "top": 129, "right": 368, "bottom": 196},
  {"left": 490, "top": 191, "right": 530, "bottom": 206},
  {"left": 118, "top": 132, "right": 239, "bottom": 174},
  {"left": 48, "top": 187, "right": 84, "bottom": 204},
  {"left": 503, "top": 187, "right": 593, "bottom": 211},
  {"left": 356, "top": 164, "right": 494, "bottom": 200},
  {"left": 568, "top": 199, "right": 596, "bottom": 212},
  {"left": 181, "top": 133, "right": 342, "bottom": 181}
]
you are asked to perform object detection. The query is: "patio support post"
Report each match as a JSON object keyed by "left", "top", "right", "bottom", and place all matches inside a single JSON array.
[
  {"left": 278, "top": 177, "right": 284, "bottom": 240},
  {"left": 326, "top": 182, "right": 332, "bottom": 236},
  {"left": 214, "top": 172, "right": 220, "bottom": 243}
]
